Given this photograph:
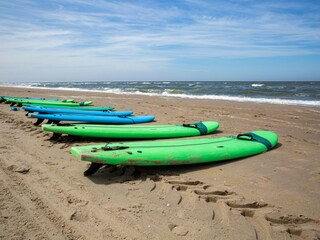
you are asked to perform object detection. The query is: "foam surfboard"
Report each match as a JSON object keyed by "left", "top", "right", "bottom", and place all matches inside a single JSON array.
[
  {"left": 3, "top": 97, "right": 74, "bottom": 103},
  {"left": 22, "top": 104, "right": 115, "bottom": 111},
  {"left": 4, "top": 97, "right": 92, "bottom": 107},
  {"left": 42, "top": 121, "right": 219, "bottom": 139},
  {"left": 70, "top": 130, "right": 278, "bottom": 175},
  {"left": 28, "top": 113, "right": 155, "bottom": 125},
  {"left": 1, "top": 96, "right": 60, "bottom": 101},
  {"left": 23, "top": 106, "right": 132, "bottom": 116}
]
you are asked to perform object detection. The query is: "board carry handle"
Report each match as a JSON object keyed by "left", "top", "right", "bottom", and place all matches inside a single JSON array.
[
  {"left": 237, "top": 132, "right": 273, "bottom": 150},
  {"left": 182, "top": 122, "right": 208, "bottom": 135}
]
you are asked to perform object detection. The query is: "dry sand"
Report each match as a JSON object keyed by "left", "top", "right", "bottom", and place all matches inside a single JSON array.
[{"left": 0, "top": 86, "right": 319, "bottom": 240}]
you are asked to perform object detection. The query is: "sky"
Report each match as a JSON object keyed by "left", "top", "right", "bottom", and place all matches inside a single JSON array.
[{"left": 0, "top": 0, "right": 320, "bottom": 82}]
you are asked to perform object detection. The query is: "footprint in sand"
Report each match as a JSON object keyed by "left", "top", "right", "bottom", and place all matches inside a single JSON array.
[
  {"left": 164, "top": 188, "right": 182, "bottom": 206},
  {"left": 226, "top": 200, "right": 268, "bottom": 209},
  {"left": 166, "top": 179, "right": 203, "bottom": 186},
  {"left": 194, "top": 188, "right": 235, "bottom": 203},
  {"left": 225, "top": 200, "right": 269, "bottom": 219},
  {"left": 67, "top": 194, "right": 89, "bottom": 207},
  {"left": 7, "top": 164, "right": 31, "bottom": 174},
  {"left": 265, "top": 213, "right": 320, "bottom": 238},
  {"left": 168, "top": 224, "right": 189, "bottom": 236},
  {"left": 70, "top": 209, "right": 89, "bottom": 222}
]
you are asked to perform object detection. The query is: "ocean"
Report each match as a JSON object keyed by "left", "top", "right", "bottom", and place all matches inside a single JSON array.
[{"left": 1, "top": 81, "right": 319, "bottom": 107}]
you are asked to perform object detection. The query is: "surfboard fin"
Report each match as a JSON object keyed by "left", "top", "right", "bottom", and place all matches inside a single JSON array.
[
  {"left": 34, "top": 118, "right": 44, "bottom": 126},
  {"left": 84, "top": 163, "right": 103, "bottom": 176},
  {"left": 47, "top": 120, "right": 60, "bottom": 124},
  {"left": 50, "top": 133, "right": 62, "bottom": 140}
]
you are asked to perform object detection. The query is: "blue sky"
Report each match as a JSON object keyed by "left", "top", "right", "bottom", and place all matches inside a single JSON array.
[{"left": 0, "top": 0, "right": 319, "bottom": 82}]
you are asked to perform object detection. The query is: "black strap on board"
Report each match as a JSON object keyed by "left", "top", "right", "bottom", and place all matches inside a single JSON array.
[
  {"left": 236, "top": 132, "right": 273, "bottom": 150},
  {"left": 182, "top": 122, "right": 208, "bottom": 135}
]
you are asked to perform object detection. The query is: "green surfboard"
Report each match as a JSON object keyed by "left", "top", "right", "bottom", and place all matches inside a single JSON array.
[
  {"left": 70, "top": 130, "right": 278, "bottom": 175},
  {"left": 42, "top": 121, "right": 219, "bottom": 139},
  {"left": 4, "top": 97, "right": 93, "bottom": 106},
  {"left": 3, "top": 97, "right": 75, "bottom": 103},
  {"left": 1, "top": 96, "right": 73, "bottom": 102}
]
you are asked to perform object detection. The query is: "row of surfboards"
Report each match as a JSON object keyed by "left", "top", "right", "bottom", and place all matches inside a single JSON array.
[{"left": 1, "top": 96, "right": 278, "bottom": 176}]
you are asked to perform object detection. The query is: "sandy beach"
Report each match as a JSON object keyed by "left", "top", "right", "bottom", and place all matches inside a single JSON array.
[{"left": 0, "top": 86, "right": 319, "bottom": 239}]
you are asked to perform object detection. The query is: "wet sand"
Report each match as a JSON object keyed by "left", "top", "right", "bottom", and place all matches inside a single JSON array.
[{"left": 0, "top": 86, "right": 319, "bottom": 239}]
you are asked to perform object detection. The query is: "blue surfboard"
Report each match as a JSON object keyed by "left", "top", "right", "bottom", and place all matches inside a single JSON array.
[
  {"left": 23, "top": 106, "right": 133, "bottom": 116},
  {"left": 28, "top": 113, "right": 155, "bottom": 125}
]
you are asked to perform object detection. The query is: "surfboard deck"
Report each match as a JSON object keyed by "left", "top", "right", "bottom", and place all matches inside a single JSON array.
[
  {"left": 1, "top": 96, "right": 66, "bottom": 101},
  {"left": 70, "top": 130, "right": 278, "bottom": 175},
  {"left": 4, "top": 97, "right": 92, "bottom": 106},
  {"left": 23, "top": 106, "right": 132, "bottom": 116},
  {"left": 29, "top": 113, "right": 155, "bottom": 125},
  {"left": 42, "top": 121, "right": 219, "bottom": 139},
  {"left": 22, "top": 104, "right": 115, "bottom": 111}
]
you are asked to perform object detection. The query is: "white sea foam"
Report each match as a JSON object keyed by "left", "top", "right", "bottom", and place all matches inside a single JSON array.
[
  {"left": 1, "top": 83, "right": 319, "bottom": 107},
  {"left": 251, "top": 83, "right": 264, "bottom": 87}
]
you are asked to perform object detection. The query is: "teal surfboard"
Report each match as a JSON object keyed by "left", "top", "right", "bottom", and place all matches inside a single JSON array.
[
  {"left": 23, "top": 106, "right": 131, "bottom": 116},
  {"left": 22, "top": 104, "right": 115, "bottom": 111}
]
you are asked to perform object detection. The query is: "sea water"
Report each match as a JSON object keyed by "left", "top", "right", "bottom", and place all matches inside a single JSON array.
[{"left": 1, "top": 81, "right": 319, "bottom": 107}]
